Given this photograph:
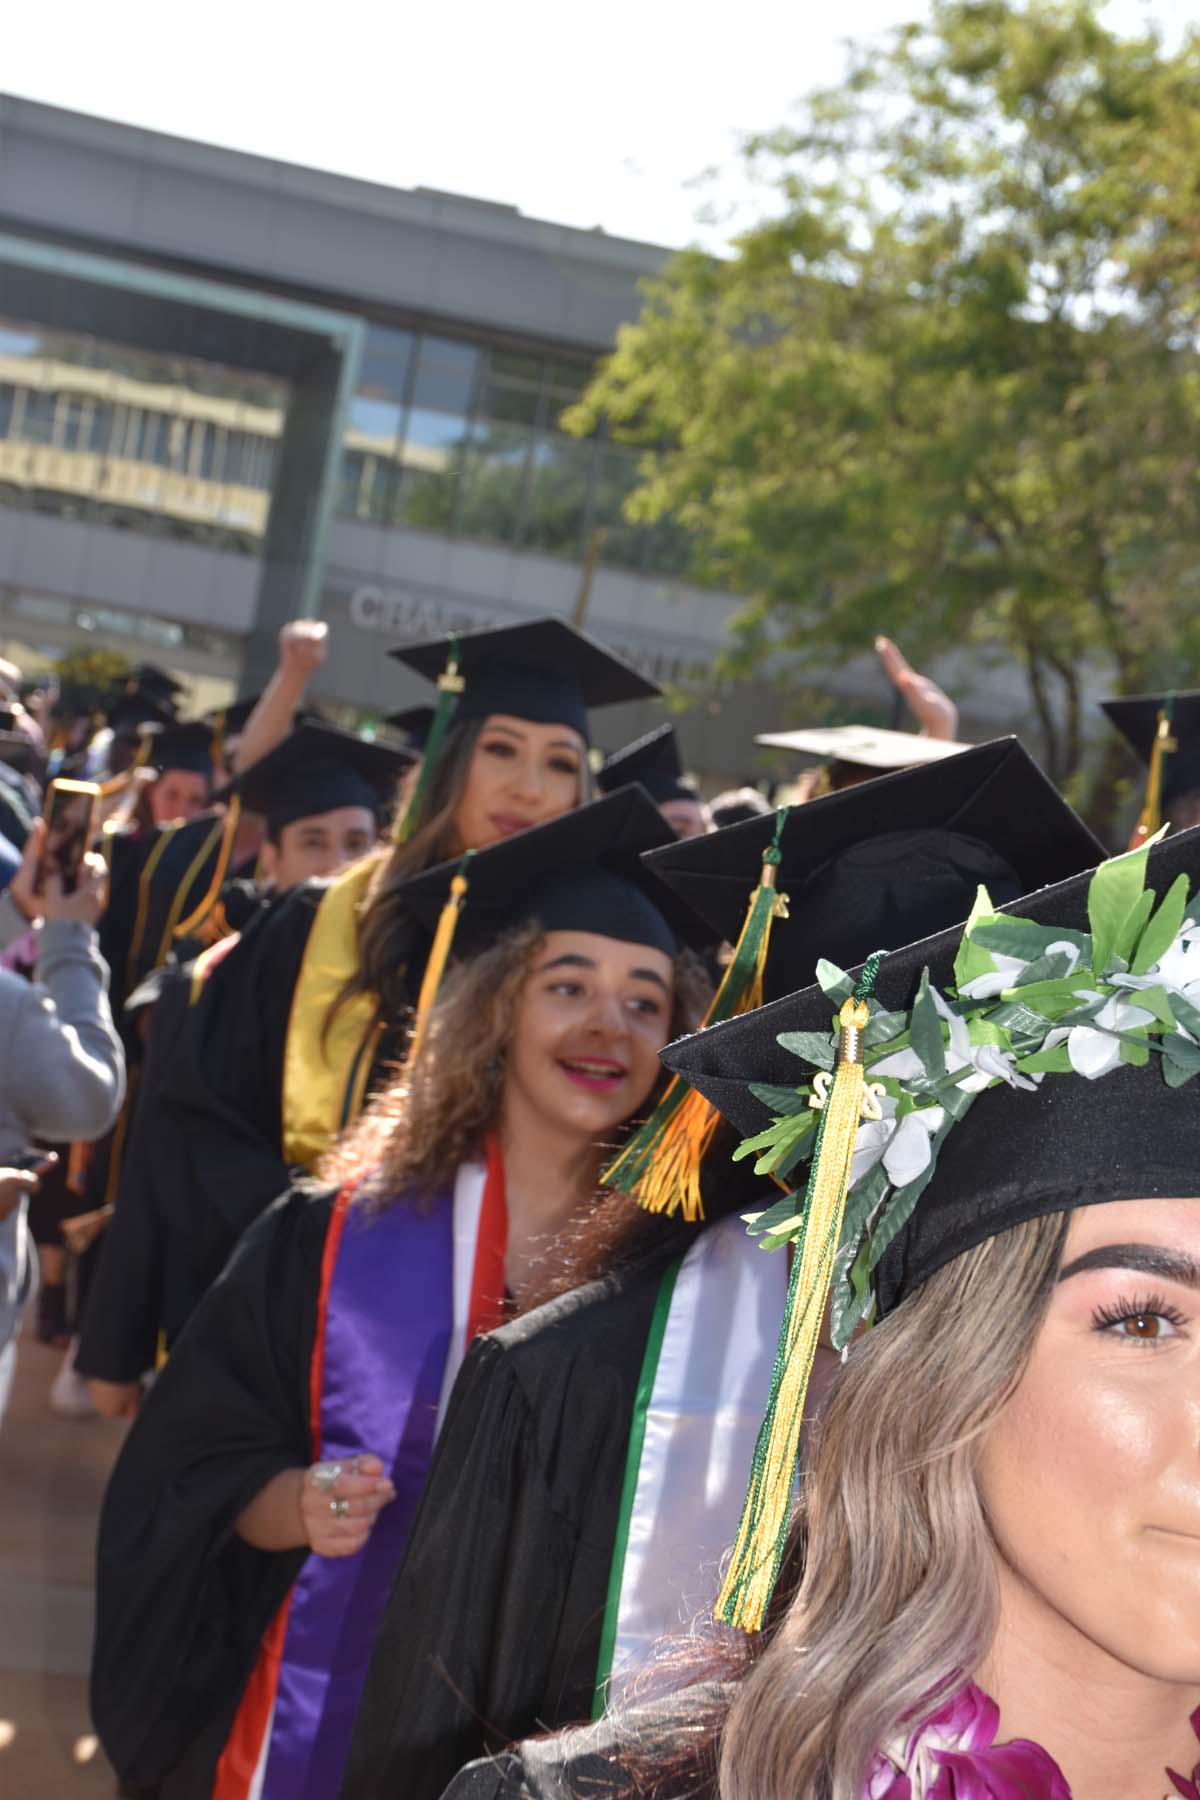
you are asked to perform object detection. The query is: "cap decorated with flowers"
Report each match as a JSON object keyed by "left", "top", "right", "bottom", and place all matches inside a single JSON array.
[{"left": 661, "top": 824, "right": 1200, "bottom": 1631}]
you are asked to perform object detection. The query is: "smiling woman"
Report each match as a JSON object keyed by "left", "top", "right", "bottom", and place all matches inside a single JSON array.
[
  {"left": 88, "top": 789, "right": 711, "bottom": 1800},
  {"left": 443, "top": 825, "right": 1200, "bottom": 1800}
]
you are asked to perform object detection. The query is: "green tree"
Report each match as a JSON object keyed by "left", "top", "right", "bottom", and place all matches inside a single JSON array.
[
  {"left": 54, "top": 648, "right": 131, "bottom": 717},
  {"left": 568, "top": 0, "right": 1200, "bottom": 813}
]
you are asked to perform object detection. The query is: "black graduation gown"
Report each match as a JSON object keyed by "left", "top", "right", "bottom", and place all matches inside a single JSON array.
[
  {"left": 436, "top": 1682, "right": 729, "bottom": 1800},
  {"left": 75, "top": 962, "right": 196, "bottom": 1381},
  {"left": 340, "top": 1249, "right": 685, "bottom": 1800},
  {"left": 91, "top": 1185, "right": 332, "bottom": 1798},
  {"left": 127, "top": 879, "right": 421, "bottom": 1342}
]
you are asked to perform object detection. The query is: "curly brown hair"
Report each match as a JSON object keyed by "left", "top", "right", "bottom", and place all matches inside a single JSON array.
[{"left": 321, "top": 921, "right": 711, "bottom": 1202}]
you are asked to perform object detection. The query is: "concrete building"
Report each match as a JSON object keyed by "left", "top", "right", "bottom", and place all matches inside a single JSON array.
[{"left": 0, "top": 94, "right": 1037, "bottom": 785}]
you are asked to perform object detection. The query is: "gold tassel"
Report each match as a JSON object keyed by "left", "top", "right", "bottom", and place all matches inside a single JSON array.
[
  {"left": 716, "top": 970, "right": 885, "bottom": 1631},
  {"left": 1128, "top": 702, "right": 1177, "bottom": 851},
  {"left": 171, "top": 797, "right": 242, "bottom": 946},
  {"left": 603, "top": 811, "right": 792, "bottom": 1221},
  {"left": 406, "top": 851, "right": 475, "bottom": 1065}
]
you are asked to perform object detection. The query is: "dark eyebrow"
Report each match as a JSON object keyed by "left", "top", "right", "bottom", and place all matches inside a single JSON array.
[
  {"left": 538, "top": 952, "right": 670, "bottom": 994},
  {"left": 1058, "top": 1243, "right": 1200, "bottom": 1289},
  {"left": 482, "top": 723, "right": 582, "bottom": 753}
]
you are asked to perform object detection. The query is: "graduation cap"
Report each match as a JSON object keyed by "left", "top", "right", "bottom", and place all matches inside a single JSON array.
[
  {"left": 126, "top": 663, "right": 185, "bottom": 706},
  {"left": 661, "top": 824, "right": 1200, "bottom": 1630},
  {"left": 107, "top": 688, "right": 177, "bottom": 739},
  {"left": 645, "top": 737, "right": 1104, "bottom": 996},
  {"left": 598, "top": 724, "right": 699, "bottom": 807},
  {"left": 1101, "top": 690, "right": 1200, "bottom": 846},
  {"left": 756, "top": 722, "right": 971, "bottom": 787},
  {"left": 608, "top": 739, "right": 1103, "bottom": 1223},
  {"left": 381, "top": 705, "right": 436, "bottom": 752},
  {"left": 398, "top": 786, "right": 704, "bottom": 1063},
  {"left": 388, "top": 617, "right": 660, "bottom": 838},
  {"left": 205, "top": 694, "right": 262, "bottom": 739},
  {"left": 216, "top": 723, "right": 414, "bottom": 837},
  {"left": 138, "top": 720, "right": 217, "bottom": 781}
]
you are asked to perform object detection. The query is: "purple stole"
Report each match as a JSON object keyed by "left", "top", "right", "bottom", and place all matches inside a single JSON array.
[{"left": 218, "top": 1185, "right": 453, "bottom": 1799}]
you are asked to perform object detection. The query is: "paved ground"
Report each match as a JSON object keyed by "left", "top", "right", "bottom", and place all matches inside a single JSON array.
[{"left": 0, "top": 1336, "right": 125, "bottom": 1796}]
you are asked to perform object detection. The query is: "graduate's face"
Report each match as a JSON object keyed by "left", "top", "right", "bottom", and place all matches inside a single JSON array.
[
  {"left": 150, "top": 769, "right": 210, "bottom": 825},
  {"left": 262, "top": 805, "right": 377, "bottom": 891},
  {"left": 978, "top": 1197, "right": 1200, "bottom": 1685},
  {"left": 505, "top": 929, "right": 674, "bottom": 1140},
  {"left": 452, "top": 715, "right": 586, "bottom": 851}
]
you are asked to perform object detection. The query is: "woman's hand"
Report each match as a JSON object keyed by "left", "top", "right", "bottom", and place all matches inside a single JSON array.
[
  {"left": 88, "top": 1378, "right": 142, "bottom": 1420},
  {"left": 0, "top": 1167, "right": 39, "bottom": 1223},
  {"left": 875, "top": 636, "right": 960, "bottom": 741},
  {"left": 299, "top": 1454, "right": 396, "bottom": 1559},
  {"left": 40, "top": 852, "right": 109, "bottom": 928}
]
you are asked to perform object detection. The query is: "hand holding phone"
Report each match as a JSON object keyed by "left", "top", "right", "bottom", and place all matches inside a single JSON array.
[{"left": 37, "top": 780, "right": 99, "bottom": 897}]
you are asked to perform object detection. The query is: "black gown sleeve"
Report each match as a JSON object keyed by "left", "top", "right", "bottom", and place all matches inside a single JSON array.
[
  {"left": 341, "top": 1270, "right": 663, "bottom": 1800},
  {"left": 146, "top": 885, "right": 321, "bottom": 1337},
  {"left": 91, "top": 1185, "right": 333, "bottom": 1792},
  {"left": 75, "top": 969, "right": 193, "bottom": 1382}
]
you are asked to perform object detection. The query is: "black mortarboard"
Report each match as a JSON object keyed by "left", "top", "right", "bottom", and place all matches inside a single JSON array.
[
  {"left": 217, "top": 724, "right": 414, "bottom": 836},
  {"left": 1101, "top": 690, "right": 1200, "bottom": 806},
  {"left": 389, "top": 616, "right": 660, "bottom": 745},
  {"left": 400, "top": 786, "right": 707, "bottom": 961},
  {"left": 107, "top": 689, "right": 176, "bottom": 737},
  {"left": 662, "top": 825, "right": 1200, "bottom": 1319},
  {"left": 205, "top": 694, "right": 263, "bottom": 738},
  {"left": 139, "top": 721, "right": 216, "bottom": 781},
  {"left": 598, "top": 724, "right": 700, "bottom": 806},
  {"left": 644, "top": 737, "right": 1103, "bottom": 992},
  {"left": 382, "top": 705, "right": 436, "bottom": 752},
  {"left": 127, "top": 663, "right": 185, "bottom": 702}
]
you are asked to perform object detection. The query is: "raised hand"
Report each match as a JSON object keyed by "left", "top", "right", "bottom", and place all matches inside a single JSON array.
[{"left": 875, "top": 636, "right": 960, "bottom": 741}]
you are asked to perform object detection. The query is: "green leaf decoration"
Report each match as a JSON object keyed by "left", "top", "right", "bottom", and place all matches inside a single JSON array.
[
  {"left": 748, "top": 1081, "right": 812, "bottom": 1117},
  {"left": 867, "top": 1137, "right": 947, "bottom": 1271},
  {"left": 830, "top": 1231, "right": 875, "bottom": 1352},
  {"left": 775, "top": 1030, "right": 836, "bottom": 1071},
  {"left": 1088, "top": 842, "right": 1150, "bottom": 974},
  {"left": 1016, "top": 1043, "right": 1075, "bottom": 1074},
  {"left": 864, "top": 1008, "right": 907, "bottom": 1047},
  {"left": 1169, "top": 992, "right": 1200, "bottom": 1042},
  {"left": 971, "top": 919, "right": 1090, "bottom": 962},
  {"left": 1164, "top": 1035, "right": 1200, "bottom": 1087},
  {"left": 909, "top": 969, "right": 946, "bottom": 1080},
  {"left": 1119, "top": 1037, "right": 1150, "bottom": 1068},
  {"left": 744, "top": 1187, "right": 806, "bottom": 1239},
  {"left": 1130, "top": 873, "right": 1191, "bottom": 976},
  {"left": 733, "top": 1109, "right": 816, "bottom": 1172},
  {"left": 1127, "top": 985, "right": 1180, "bottom": 1031},
  {"left": 988, "top": 999, "right": 1055, "bottom": 1042},
  {"left": 1013, "top": 951, "right": 1075, "bottom": 988},
  {"left": 1114, "top": 888, "right": 1156, "bottom": 968},
  {"left": 815, "top": 959, "right": 854, "bottom": 1004},
  {"left": 953, "top": 886, "right": 999, "bottom": 989}
]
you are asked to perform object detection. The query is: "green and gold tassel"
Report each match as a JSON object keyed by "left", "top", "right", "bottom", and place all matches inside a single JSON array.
[
  {"left": 396, "top": 635, "right": 465, "bottom": 843},
  {"left": 1128, "top": 696, "right": 1176, "bottom": 851},
  {"left": 716, "top": 952, "right": 885, "bottom": 1632},
  {"left": 406, "top": 849, "right": 476, "bottom": 1064},
  {"left": 602, "top": 808, "right": 792, "bottom": 1222}
]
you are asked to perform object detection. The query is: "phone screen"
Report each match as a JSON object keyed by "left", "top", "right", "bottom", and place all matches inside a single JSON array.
[{"left": 38, "top": 780, "right": 99, "bottom": 896}]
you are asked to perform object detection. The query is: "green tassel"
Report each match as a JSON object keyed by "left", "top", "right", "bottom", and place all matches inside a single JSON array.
[
  {"left": 602, "top": 808, "right": 791, "bottom": 1219},
  {"left": 396, "top": 633, "right": 464, "bottom": 843}
]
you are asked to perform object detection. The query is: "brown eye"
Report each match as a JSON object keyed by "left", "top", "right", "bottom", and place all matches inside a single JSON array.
[{"left": 1122, "top": 1313, "right": 1161, "bottom": 1340}]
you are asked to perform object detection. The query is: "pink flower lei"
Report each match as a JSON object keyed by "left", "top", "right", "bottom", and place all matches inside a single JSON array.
[{"left": 865, "top": 1683, "right": 1200, "bottom": 1800}]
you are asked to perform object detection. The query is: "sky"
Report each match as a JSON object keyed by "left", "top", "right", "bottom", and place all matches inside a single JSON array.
[{"left": 1, "top": 0, "right": 1193, "bottom": 251}]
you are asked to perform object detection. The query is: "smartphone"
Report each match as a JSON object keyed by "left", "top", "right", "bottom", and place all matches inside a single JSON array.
[{"left": 38, "top": 779, "right": 99, "bottom": 896}]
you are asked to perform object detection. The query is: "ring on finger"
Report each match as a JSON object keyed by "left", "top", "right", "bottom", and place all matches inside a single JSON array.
[
  {"left": 329, "top": 1496, "right": 351, "bottom": 1518},
  {"left": 310, "top": 1461, "right": 343, "bottom": 1492}
]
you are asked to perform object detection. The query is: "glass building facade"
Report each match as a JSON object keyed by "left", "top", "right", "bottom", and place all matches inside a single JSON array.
[
  {"left": 337, "top": 325, "right": 691, "bottom": 575},
  {"left": 0, "top": 315, "right": 286, "bottom": 555}
]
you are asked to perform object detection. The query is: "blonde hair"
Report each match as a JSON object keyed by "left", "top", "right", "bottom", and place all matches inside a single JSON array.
[
  {"left": 719, "top": 1209, "right": 1070, "bottom": 1800},
  {"left": 321, "top": 921, "right": 708, "bottom": 1202}
]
